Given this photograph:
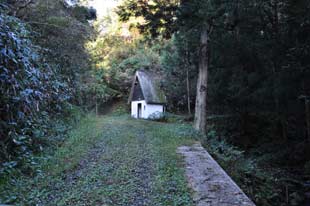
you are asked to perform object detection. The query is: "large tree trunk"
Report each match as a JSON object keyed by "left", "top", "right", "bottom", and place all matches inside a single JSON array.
[{"left": 194, "top": 27, "right": 209, "bottom": 134}]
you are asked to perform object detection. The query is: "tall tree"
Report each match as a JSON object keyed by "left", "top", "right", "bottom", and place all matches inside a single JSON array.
[
  {"left": 194, "top": 26, "right": 209, "bottom": 133},
  {"left": 117, "top": 0, "right": 222, "bottom": 134},
  {"left": 177, "top": 0, "right": 229, "bottom": 133}
]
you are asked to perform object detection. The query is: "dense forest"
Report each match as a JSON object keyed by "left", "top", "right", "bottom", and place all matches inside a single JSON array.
[{"left": 1, "top": 0, "right": 310, "bottom": 205}]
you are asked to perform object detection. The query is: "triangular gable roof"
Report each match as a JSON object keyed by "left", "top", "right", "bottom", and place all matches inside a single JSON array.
[{"left": 128, "top": 70, "right": 166, "bottom": 104}]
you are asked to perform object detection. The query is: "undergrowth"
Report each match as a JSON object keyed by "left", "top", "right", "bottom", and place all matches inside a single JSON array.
[{"left": 202, "top": 129, "right": 306, "bottom": 206}]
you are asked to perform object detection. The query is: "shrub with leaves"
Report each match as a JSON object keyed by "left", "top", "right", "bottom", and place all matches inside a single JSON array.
[{"left": 0, "top": 13, "right": 69, "bottom": 167}]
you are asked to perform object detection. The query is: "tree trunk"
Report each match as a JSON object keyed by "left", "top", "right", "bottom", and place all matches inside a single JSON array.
[
  {"left": 270, "top": 0, "right": 288, "bottom": 141},
  {"left": 95, "top": 98, "right": 98, "bottom": 116},
  {"left": 185, "top": 42, "right": 191, "bottom": 116},
  {"left": 194, "top": 27, "right": 209, "bottom": 134},
  {"left": 186, "top": 64, "right": 191, "bottom": 116}
]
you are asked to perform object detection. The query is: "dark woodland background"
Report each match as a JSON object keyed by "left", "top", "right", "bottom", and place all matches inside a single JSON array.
[{"left": 1, "top": 0, "right": 310, "bottom": 205}]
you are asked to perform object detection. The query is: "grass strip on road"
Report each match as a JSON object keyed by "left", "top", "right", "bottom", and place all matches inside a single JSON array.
[{"left": 1, "top": 114, "right": 197, "bottom": 206}]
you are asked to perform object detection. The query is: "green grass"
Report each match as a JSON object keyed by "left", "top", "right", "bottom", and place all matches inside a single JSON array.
[{"left": 1, "top": 114, "right": 196, "bottom": 205}]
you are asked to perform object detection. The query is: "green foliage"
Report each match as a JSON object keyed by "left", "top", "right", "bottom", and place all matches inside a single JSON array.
[
  {"left": 86, "top": 12, "right": 164, "bottom": 102},
  {"left": 160, "top": 36, "right": 197, "bottom": 111},
  {"left": 22, "top": 0, "right": 94, "bottom": 101},
  {"left": 1, "top": 0, "right": 309, "bottom": 205},
  {"left": 0, "top": 0, "right": 97, "bottom": 181},
  {"left": 203, "top": 129, "right": 305, "bottom": 206},
  {"left": 46, "top": 16, "right": 71, "bottom": 27},
  {"left": 71, "top": 5, "right": 97, "bottom": 22},
  {"left": 0, "top": 13, "right": 70, "bottom": 164},
  {"left": 81, "top": 70, "right": 121, "bottom": 111},
  {"left": 111, "top": 104, "right": 128, "bottom": 116},
  {"left": 117, "top": 1, "right": 310, "bottom": 204},
  {"left": 118, "top": 46, "right": 161, "bottom": 71},
  {"left": 117, "top": 0, "right": 178, "bottom": 38}
]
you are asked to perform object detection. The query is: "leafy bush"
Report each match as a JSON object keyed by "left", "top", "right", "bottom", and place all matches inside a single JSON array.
[
  {"left": 111, "top": 104, "right": 128, "bottom": 116},
  {"left": 0, "top": 13, "right": 70, "bottom": 168},
  {"left": 148, "top": 112, "right": 166, "bottom": 121},
  {"left": 148, "top": 112, "right": 193, "bottom": 123}
]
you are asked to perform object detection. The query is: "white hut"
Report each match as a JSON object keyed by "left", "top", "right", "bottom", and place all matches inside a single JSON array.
[{"left": 128, "top": 70, "right": 166, "bottom": 119}]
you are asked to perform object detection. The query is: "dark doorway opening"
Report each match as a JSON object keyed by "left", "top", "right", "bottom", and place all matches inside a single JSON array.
[{"left": 137, "top": 103, "right": 142, "bottom": 118}]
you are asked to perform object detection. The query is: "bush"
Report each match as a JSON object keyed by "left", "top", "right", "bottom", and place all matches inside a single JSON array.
[{"left": 0, "top": 13, "right": 70, "bottom": 169}]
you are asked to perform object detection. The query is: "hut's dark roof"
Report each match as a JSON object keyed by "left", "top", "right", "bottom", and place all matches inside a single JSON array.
[{"left": 128, "top": 70, "right": 166, "bottom": 104}]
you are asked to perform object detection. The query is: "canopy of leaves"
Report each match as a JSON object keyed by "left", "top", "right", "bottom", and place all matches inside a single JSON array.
[
  {"left": 86, "top": 9, "right": 163, "bottom": 102},
  {"left": 117, "top": 0, "right": 178, "bottom": 38}
]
